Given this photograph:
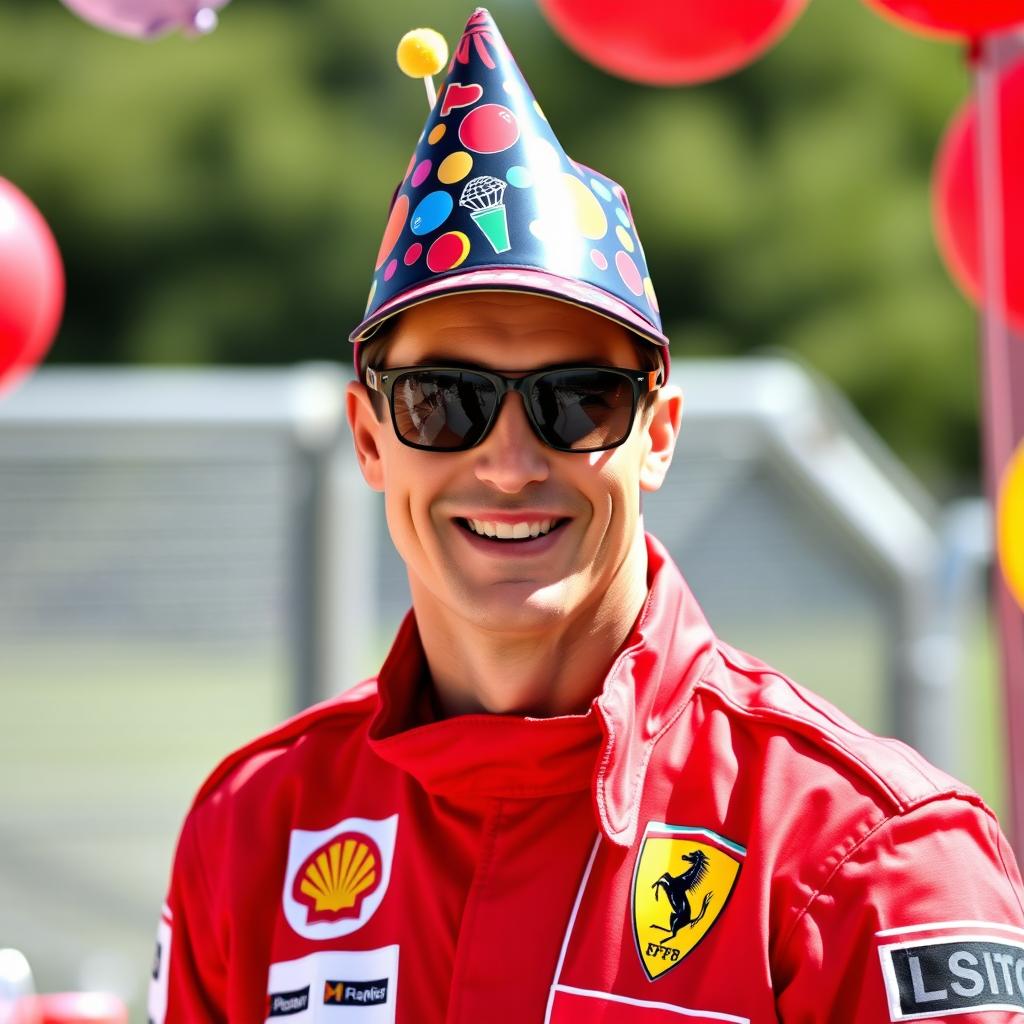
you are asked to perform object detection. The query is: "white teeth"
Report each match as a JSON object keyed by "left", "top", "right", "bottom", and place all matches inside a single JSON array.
[{"left": 467, "top": 518, "right": 556, "bottom": 540}]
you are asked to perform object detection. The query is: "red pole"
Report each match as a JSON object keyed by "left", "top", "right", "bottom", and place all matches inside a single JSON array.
[{"left": 973, "top": 33, "right": 1024, "bottom": 858}]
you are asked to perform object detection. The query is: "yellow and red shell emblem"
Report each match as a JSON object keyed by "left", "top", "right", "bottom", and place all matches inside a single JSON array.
[{"left": 292, "top": 831, "right": 382, "bottom": 923}]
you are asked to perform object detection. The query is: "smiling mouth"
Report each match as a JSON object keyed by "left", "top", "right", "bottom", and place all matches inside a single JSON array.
[{"left": 457, "top": 517, "right": 569, "bottom": 542}]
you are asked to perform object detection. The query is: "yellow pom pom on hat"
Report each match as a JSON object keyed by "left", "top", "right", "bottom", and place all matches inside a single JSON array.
[
  {"left": 397, "top": 28, "right": 449, "bottom": 78},
  {"left": 352, "top": 7, "right": 669, "bottom": 362}
]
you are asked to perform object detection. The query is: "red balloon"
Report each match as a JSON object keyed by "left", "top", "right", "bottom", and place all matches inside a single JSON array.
[
  {"left": 536, "top": 0, "right": 809, "bottom": 85},
  {"left": 933, "top": 60, "right": 1024, "bottom": 333},
  {"left": 864, "top": 0, "right": 1024, "bottom": 40},
  {"left": 0, "top": 179, "right": 65, "bottom": 392}
]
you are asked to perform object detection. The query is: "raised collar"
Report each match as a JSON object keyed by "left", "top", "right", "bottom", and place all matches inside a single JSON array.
[{"left": 367, "top": 534, "right": 717, "bottom": 845}]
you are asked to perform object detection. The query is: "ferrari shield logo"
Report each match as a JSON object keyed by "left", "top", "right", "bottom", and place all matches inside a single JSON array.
[{"left": 632, "top": 823, "right": 745, "bottom": 981}]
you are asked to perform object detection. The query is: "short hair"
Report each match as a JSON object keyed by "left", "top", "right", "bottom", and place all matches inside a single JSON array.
[
  {"left": 357, "top": 319, "right": 400, "bottom": 420},
  {"left": 631, "top": 342, "right": 666, "bottom": 419}
]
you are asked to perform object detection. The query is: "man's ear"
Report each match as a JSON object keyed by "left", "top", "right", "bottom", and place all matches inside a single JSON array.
[
  {"left": 639, "top": 384, "right": 683, "bottom": 493},
  {"left": 346, "top": 381, "right": 386, "bottom": 492}
]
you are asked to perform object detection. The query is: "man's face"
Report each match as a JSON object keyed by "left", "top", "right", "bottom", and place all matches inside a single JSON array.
[{"left": 347, "top": 292, "right": 680, "bottom": 636}]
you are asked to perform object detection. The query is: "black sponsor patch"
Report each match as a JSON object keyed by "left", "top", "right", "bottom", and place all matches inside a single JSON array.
[
  {"left": 267, "top": 985, "right": 310, "bottom": 1017},
  {"left": 151, "top": 941, "right": 162, "bottom": 981},
  {"left": 323, "top": 978, "right": 389, "bottom": 1007},
  {"left": 880, "top": 936, "right": 1024, "bottom": 1020}
]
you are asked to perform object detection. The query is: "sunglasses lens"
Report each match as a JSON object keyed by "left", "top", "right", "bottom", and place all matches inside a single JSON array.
[
  {"left": 530, "top": 369, "right": 636, "bottom": 451},
  {"left": 391, "top": 370, "right": 498, "bottom": 450}
]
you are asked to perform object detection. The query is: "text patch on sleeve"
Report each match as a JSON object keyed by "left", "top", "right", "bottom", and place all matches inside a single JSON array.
[{"left": 878, "top": 934, "right": 1024, "bottom": 1020}]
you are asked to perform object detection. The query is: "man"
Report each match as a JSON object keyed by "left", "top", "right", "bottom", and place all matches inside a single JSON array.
[{"left": 151, "top": 9, "right": 1024, "bottom": 1023}]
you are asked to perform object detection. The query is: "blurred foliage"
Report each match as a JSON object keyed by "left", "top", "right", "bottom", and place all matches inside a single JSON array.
[{"left": 0, "top": 0, "right": 981, "bottom": 493}]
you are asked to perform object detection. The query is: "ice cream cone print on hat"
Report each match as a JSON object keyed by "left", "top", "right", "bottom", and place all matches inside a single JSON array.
[{"left": 350, "top": 8, "right": 668, "bottom": 351}]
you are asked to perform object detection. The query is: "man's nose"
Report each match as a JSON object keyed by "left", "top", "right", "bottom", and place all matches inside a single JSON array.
[{"left": 472, "top": 393, "right": 550, "bottom": 492}]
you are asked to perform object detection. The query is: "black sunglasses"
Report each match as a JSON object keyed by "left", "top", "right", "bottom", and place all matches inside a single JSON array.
[{"left": 364, "top": 364, "right": 661, "bottom": 453}]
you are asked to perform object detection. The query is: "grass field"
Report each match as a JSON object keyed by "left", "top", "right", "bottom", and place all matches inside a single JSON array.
[
  {"left": 2, "top": 644, "right": 283, "bottom": 1018},
  {"left": 0, "top": 617, "right": 1009, "bottom": 1022}
]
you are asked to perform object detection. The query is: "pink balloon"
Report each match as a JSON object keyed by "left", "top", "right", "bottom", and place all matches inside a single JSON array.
[
  {"left": 17, "top": 992, "right": 128, "bottom": 1024},
  {"left": 60, "top": 0, "right": 229, "bottom": 39}
]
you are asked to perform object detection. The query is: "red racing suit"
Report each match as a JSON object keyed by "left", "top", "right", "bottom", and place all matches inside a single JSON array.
[{"left": 151, "top": 535, "right": 1024, "bottom": 1023}]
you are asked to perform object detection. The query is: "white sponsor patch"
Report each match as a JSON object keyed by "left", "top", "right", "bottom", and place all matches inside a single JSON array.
[
  {"left": 147, "top": 904, "right": 172, "bottom": 1024},
  {"left": 878, "top": 930, "right": 1024, "bottom": 1020},
  {"left": 265, "top": 948, "right": 398, "bottom": 1023},
  {"left": 282, "top": 815, "right": 398, "bottom": 940}
]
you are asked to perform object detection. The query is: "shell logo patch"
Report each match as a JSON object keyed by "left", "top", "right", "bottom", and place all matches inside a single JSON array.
[
  {"left": 631, "top": 823, "right": 745, "bottom": 981},
  {"left": 293, "top": 832, "right": 382, "bottom": 924},
  {"left": 283, "top": 815, "right": 398, "bottom": 940}
]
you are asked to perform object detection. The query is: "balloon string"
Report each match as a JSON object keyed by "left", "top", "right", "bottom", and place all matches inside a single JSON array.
[{"left": 976, "top": 50, "right": 1013, "bottom": 494}]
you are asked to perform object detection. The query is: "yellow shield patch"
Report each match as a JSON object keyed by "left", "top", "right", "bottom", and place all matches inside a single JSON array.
[{"left": 631, "top": 823, "right": 745, "bottom": 981}]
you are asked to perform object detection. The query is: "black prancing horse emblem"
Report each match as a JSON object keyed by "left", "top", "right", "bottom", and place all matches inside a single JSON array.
[{"left": 650, "top": 849, "right": 714, "bottom": 944}]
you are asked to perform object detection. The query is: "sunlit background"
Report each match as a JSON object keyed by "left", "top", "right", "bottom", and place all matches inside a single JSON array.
[
  {"left": 0, "top": 1, "right": 1010, "bottom": 1020},
  {"left": 2, "top": 0, "right": 982, "bottom": 488}
]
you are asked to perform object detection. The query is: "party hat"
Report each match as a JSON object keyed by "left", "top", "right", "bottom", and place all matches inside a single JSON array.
[{"left": 350, "top": 8, "right": 667, "bottom": 350}]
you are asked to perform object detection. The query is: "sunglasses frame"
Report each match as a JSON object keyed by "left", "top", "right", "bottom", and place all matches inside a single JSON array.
[{"left": 364, "top": 364, "right": 663, "bottom": 453}]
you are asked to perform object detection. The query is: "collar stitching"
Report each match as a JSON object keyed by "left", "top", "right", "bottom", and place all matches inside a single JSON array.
[{"left": 594, "top": 623, "right": 718, "bottom": 846}]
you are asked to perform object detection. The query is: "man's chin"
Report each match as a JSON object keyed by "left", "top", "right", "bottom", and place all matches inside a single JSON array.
[{"left": 450, "top": 578, "right": 575, "bottom": 633}]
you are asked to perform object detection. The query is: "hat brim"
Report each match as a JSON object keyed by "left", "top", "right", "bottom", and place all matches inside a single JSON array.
[{"left": 349, "top": 265, "right": 670, "bottom": 350}]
